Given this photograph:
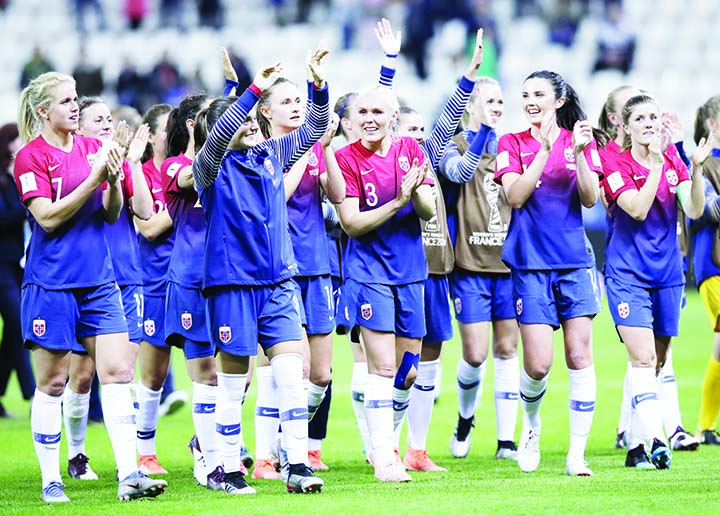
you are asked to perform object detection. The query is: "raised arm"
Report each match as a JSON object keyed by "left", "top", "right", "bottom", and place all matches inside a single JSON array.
[
  {"left": 678, "top": 132, "right": 713, "bottom": 220},
  {"left": 318, "top": 113, "right": 346, "bottom": 203},
  {"left": 573, "top": 120, "right": 599, "bottom": 208},
  {"left": 193, "top": 62, "right": 283, "bottom": 189},
  {"left": 101, "top": 147, "right": 126, "bottom": 223},
  {"left": 222, "top": 47, "right": 239, "bottom": 96},
  {"left": 125, "top": 124, "right": 153, "bottom": 219},
  {"left": 439, "top": 124, "right": 492, "bottom": 183},
  {"left": 269, "top": 41, "right": 330, "bottom": 169},
  {"left": 424, "top": 29, "right": 484, "bottom": 170},
  {"left": 375, "top": 18, "right": 401, "bottom": 87}
]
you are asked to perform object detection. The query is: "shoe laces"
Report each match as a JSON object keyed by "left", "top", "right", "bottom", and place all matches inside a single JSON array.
[
  {"left": 289, "top": 463, "right": 314, "bottom": 477},
  {"left": 70, "top": 453, "right": 90, "bottom": 474},
  {"left": 44, "top": 481, "right": 65, "bottom": 496},
  {"left": 455, "top": 416, "right": 475, "bottom": 441}
]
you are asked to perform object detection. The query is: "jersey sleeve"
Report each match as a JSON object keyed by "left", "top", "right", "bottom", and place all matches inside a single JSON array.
[
  {"left": 336, "top": 147, "right": 360, "bottom": 198},
  {"left": 494, "top": 133, "right": 522, "bottom": 184},
  {"left": 13, "top": 146, "right": 52, "bottom": 204},
  {"left": 602, "top": 155, "right": 637, "bottom": 203},
  {"left": 582, "top": 139, "right": 604, "bottom": 179},
  {"left": 161, "top": 159, "right": 185, "bottom": 220}
]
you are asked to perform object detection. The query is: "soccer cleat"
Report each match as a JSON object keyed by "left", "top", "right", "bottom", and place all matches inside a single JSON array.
[
  {"left": 206, "top": 465, "right": 225, "bottom": 491},
  {"left": 403, "top": 446, "right": 447, "bottom": 472},
  {"left": 374, "top": 458, "right": 412, "bottom": 482},
  {"left": 224, "top": 470, "right": 256, "bottom": 495},
  {"left": 669, "top": 426, "right": 700, "bottom": 451},
  {"left": 158, "top": 390, "right": 188, "bottom": 417},
  {"left": 68, "top": 453, "right": 99, "bottom": 480},
  {"left": 188, "top": 435, "right": 207, "bottom": 486},
  {"left": 495, "top": 440, "right": 518, "bottom": 460},
  {"left": 41, "top": 481, "right": 69, "bottom": 503},
  {"left": 117, "top": 471, "right": 167, "bottom": 501},
  {"left": 138, "top": 454, "right": 168, "bottom": 475},
  {"left": 517, "top": 423, "right": 541, "bottom": 472},
  {"left": 450, "top": 414, "right": 475, "bottom": 458},
  {"left": 700, "top": 429, "right": 720, "bottom": 445},
  {"left": 240, "top": 445, "right": 254, "bottom": 469},
  {"left": 286, "top": 463, "right": 324, "bottom": 493},
  {"left": 650, "top": 439, "right": 671, "bottom": 470},
  {"left": 624, "top": 445, "right": 654, "bottom": 469},
  {"left": 308, "top": 449, "right": 329, "bottom": 471},
  {"left": 614, "top": 430, "right": 627, "bottom": 450},
  {"left": 565, "top": 455, "right": 593, "bottom": 476},
  {"left": 252, "top": 459, "right": 281, "bottom": 480}
]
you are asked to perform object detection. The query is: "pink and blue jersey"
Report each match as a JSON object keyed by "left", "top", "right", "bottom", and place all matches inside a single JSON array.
[
  {"left": 105, "top": 160, "right": 142, "bottom": 286},
  {"left": 286, "top": 141, "right": 330, "bottom": 276},
  {"left": 138, "top": 159, "right": 175, "bottom": 296},
  {"left": 602, "top": 149, "right": 690, "bottom": 287},
  {"left": 162, "top": 154, "right": 204, "bottom": 289},
  {"left": 494, "top": 128, "right": 603, "bottom": 270},
  {"left": 335, "top": 136, "right": 431, "bottom": 284},
  {"left": 14, "top": 135, "right": 114, "bottom": 289}
]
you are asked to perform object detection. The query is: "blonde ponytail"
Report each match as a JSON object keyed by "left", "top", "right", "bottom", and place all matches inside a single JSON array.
[{"left": 17, "top": 72, "right": 75, "bottom": 144}]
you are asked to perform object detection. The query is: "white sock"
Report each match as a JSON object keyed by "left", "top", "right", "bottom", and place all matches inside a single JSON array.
[
  {"left": 101, "top": 383, "right": 138, "bottom": 482},
  {"left": 63, "top": 387, "right": 90, "bottom": 459},
  {"left": 350, "top": 362, "right": 372, "bottom": 454},
  {"left": 308, "top": 437, "right": 322, "bottom": 452},
  {"left": 407, "top": 359, "right": 438, "bottom": 450},
  {"left": 365, "top": 373, "right": 394, "bottom": 463},
  {"left": 271, "top": 353, "right": 308, "bottom": 465},
  {"left": 660, "top": 350, "right": 683, "bottom": 436},
  {"left": 32, "top": 389, "right": 63, "bottom": 488},
  {"left": 568, "top": 365, "right": 596, "bottom": 460},
  {"left": 307, "top": 382, "right": 327, "bottom": 423},
  {"left": 494, "top": 356, "right": 519, "bottom": 442},
  {"left": 629, "top": 366, "right": 663, "bottom": 449},
  {"left": 618, "top": 362, "right": 632, "bottom": 438},
  {"left": 192, "top": 382, "right": 221, "bottom": 471},
  {"left": 519, "top": 368, "right": 547, "bottom": 430},
  {"left": 392, "top": 386, "right": 411, "bottom": 435},
  {"left": 136, "top": 383, "right": 162, "bottom": 456},
  {"left": 254, "top": 365, "right": 279, "bottom": 461},
  {"left": 216, "top": 372, "right": 247, "bottom": 474},
  {"left": 457, "top": 358, "right": 485, "bottom": 419}
]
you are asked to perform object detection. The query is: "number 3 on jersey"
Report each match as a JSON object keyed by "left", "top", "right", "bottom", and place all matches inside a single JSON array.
[{"left": 364, "top": 182, "right": 378, "bottom": 207}]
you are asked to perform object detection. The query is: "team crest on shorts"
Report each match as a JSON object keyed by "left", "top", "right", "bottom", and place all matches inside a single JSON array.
[
  {"left": 617, "top": 302, "right": 630, "bottom": 319},
  {"left": 665, "top": 169, "right": 678, "bottom": 186},
  {"left": 144, "top": 319, "right": 156, "bottom": 336},
  {"left": 219, "top": 325, "right": 232, "bottom": 343},
  {"left": 181, "top": 311, "right": 193, "bottom": 330},
  {"left": 33, "top": 318, "right": 46, "bottom": 337},
  {"left": 361, "top": 303, "right": 372, "bottom": 320},
  {"left": 515, "top": 298, "right": 523, "bottom": 316},
  {"left": 398, "top": 156, "right": 410, "bottom": 171},
  {"left": 454, "top": 297, "right": 462, "bottom": 314}
]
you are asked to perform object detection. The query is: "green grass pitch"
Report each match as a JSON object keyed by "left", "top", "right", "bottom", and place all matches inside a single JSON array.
[{"left": 1, "top": 289, "right": 719, "bottom": 515}]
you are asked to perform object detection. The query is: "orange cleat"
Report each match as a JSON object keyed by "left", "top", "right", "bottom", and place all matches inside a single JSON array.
[
  {"left": 251, "top": 458, "right": 281, "bottom": 480},
  {"left": 308, "top": 449, "right": 329, "bottom": 471},
  {"left": 402, "top": 446, "right": 447, "bottom": 472},
  {"left": 138, "top": 454, "right": 168, "bottom": 475}
]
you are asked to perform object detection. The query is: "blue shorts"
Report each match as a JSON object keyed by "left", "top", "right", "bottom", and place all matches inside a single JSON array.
[
  {"left": 512, "top": 268, "right": 601, "bottom": 329},
  {"left": 21, "top": 282, "right": 127, "bottom": 351},
  {"left": 338, "top": 278, "right": 425, "bottom": 339},
  {"left": 605, "top": 278, "right": 683, "bottom": 337},
  {"left": 449, "top": 270, "right": 515, "bottom": 324},
  {"left": 165, "top": 281, "right": 211, "bottom": 345},
  {"left": 142, "top": 294, "right": 168, "bottom": 348},
  {"left": 295, "top": 275, "right": 334, "bottom": 335},
  {"left": 206, "top": 280, "right": 304, "bottom": 357},
  {"left": 424, "top": 275, "right": 453, "bottom": 343},
  {"left": 121, "top": 284, "right": 143, "bottom": 344}
]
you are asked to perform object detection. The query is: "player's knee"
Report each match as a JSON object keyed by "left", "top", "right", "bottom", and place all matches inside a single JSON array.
[{"left": 309, "top": 371, "right": 330, "bottom": 387}]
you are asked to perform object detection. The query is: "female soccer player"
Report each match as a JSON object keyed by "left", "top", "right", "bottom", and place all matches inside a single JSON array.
[
  {"left": 193, "top": 43, "right": 330, "bottom": 494},
  {"left": 15, "top": 72, "right": 166, "bottom": 502},
  {"left": 495, "top": 70, "right": 603, "bottom": 476},
  {"left": 334, "top": 78, "right": 435, "bottom": 482},
  {"left": 687, "top": 96, "right": 720, "bottom": 446},
  {"left": 602, "top": 94, "right": 707, "bottom": 469},
  {"left": 437, "top": 76, "right": 520, "bottom": 463},
  {"left": 62, "top": 97, "right": 152, "bottom": 482}
]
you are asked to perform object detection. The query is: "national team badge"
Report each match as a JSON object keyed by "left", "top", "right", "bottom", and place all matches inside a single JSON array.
[
  {"left": 308, "top": 152, "right": 319, "bottom": 167},
  {"left": 181, "top": 311, "right": 193, "bottom": 330},
  {"left": 264, "top": 158, "right": 276, "bottom": 176},
  {"left": 618, "top": 302, "right": 630, "bottom": 319},
  {"left": 398, "top": 156, "right": 410, "bottom": 171},
  {"left": 33, "top": 318, "right": 46, "bottom": 337},
  {"left": 361, "top": 303, "right": 372, "bottom": 320},
  {"left": 665, "top": 169, "right": 678, "bottom": 186},
  {"left": 564, "top": 147, "right": 576, "bottom": 163},
  {"left": 144, "top": 319, "right": 156, "bottom": 336},
  {"left": 454, "top": 297, "right": 462, "bottom": 315},
  {"left": 219, "top": 325, "right": 232, "bottom": 343},
  {"left": 515, "top": 298, "right": 523, "bottom": 316}
]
